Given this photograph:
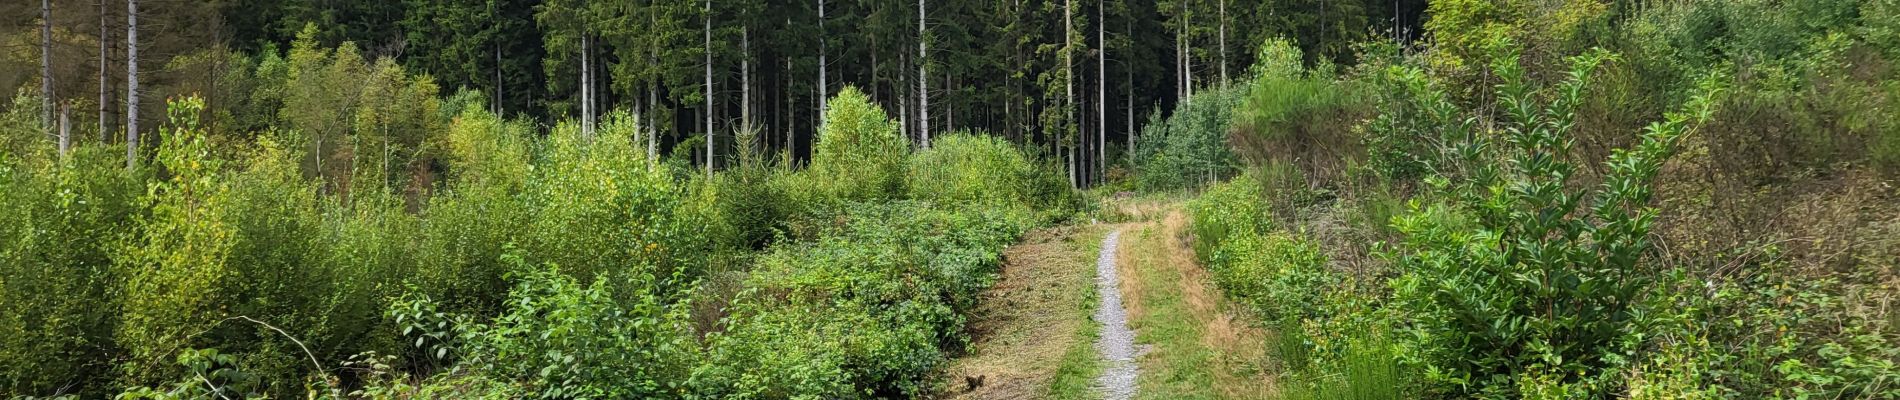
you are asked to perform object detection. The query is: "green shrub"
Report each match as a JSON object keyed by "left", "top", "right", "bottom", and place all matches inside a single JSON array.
[
  {"left": 695, "top": 201, "right": 1029, "bottom": 398},
  {"left": 811, "top": 86, "right": 908, "bottom": 203},
  {"left": 1187, "top": 174, "right": 1271, "bottom": 259},
  {"left": 449, "top": 251, "right": 698, "bottom": 399},
  {"left": 1386, "top": 50, "right": 1723, "bottom": 397},
  {"left": 1206, "top": 231, "right": 1330, "bottom": 322},
  {"left": 1231, "top": 38, "right": 1362, "bottom": 186},
  {"left": 115, "top": 97, "right": 243, "bottom": 382},
  {"left": 0, "top": 145, "right": 142, "bottom": 395},
  {"left": 1133, "top": 86, "right": 1245, "bottom": 191},
  {"left": 907, "top": 132, "right": 1041, "bottom": 209},
  {"left": 524, "top": 115, "right": 688, "bottom": 283}
]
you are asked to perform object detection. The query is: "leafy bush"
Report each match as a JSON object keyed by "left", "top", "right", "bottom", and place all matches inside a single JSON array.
[
  {"left": 907, "top": 132, "right": 1040, "bottom": 209},
  {"left": 114, "top": 97, "right": 242, "bottom": 382},
  {"left": 1207, "top": 230, "right": 1330, "bottom": 322},
  {"left": 1385, "top": 50, "right": 1723, "bottom": 397},
  {"left": 0, "top": 145, "right": 142, "bottom": 395},
  {"left": 448, "top": 251, "right": 698, "bottom": 399},
  {"left": 694, "top": 201, "right": 1029, "bottom": 398},
  {"left": 1231, "top": 39, "right": 1362, "bottom": 186},
  {"left": 1133, "top": 85, "right": 1246, "bottom": 191},
  {"left": 810, "top": 86, "right": 908, "bottom": 203},
  {"left": 524, "top": 116, "right": 689, "bottom": 284},
  {"left": 1187, "top": 173, "right": 1271, "bottom": 259}
]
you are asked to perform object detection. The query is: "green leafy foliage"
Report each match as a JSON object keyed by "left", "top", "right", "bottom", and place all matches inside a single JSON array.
[
  {"left": 694, "top": 201, "right": 1030, "bottom": 398},
  {"left": 1133, "top": 85, "right": 1246, "bottom": 191},
  {"left": 907, "top": 132, "right": 1047, "bottom": 210},
  {"left": 810, "top": 86, "right": 908, "bottom": 203},
  {"left": 1384, "top": 50, "right": 1724, "bottom": 397}
]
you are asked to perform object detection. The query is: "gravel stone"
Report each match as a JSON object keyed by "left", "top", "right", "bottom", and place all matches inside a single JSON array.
[{"left": 1093, "top": 230, "right": 1139, "bottom": 400}]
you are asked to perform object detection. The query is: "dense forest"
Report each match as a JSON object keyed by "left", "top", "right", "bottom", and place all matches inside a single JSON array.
[
  {"left": 2, "top": 0, "right": 1898, "bottom": 398},
  {"left": 3, "top": 0, "right": 1427, "bottom": 185}
]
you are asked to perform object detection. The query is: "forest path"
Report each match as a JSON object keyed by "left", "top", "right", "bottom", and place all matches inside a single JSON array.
[
  {"left": 1115, "top": 207, "right": 1278, "bottom": 400},
  {"left": 937, "top": 225, "right": 1117, "bottom": 399},
  {"left": 1092, "top": 229, "right": 1140, "bottom": 399},
  {"left": 938, "top": 199, "right": 1275, "bottom": 399}
]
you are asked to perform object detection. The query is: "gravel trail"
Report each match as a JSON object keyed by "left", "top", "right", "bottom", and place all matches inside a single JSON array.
[{"left": 1093, "top": 230, "right": 1139, "bottom": 400}]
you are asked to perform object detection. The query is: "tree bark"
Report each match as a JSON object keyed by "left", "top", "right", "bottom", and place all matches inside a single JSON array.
[
  {"left": 1219, "top": 0, "right": 1227, "bottom": 85},
  {"left": 42, "top": 0, "right": 54, "bottom": 130},
  {"left": 1065, "top": 0, "right": 1075, "bottom": 187},
  {"left": 1127, "top": 12, "right": 1135, "bottom": 168},
  {"left": 126, "top": 0, "right": 138, "bottom": 169},
  {"left": 582, "top": 32, "right": 593, "bottom": 140},
  {"left": 742, "top": 26, "right": 751, "bottom": 136},
  {"left": 704, "top": 0, "right": 714, "bottom": 175},
  {"left": 59, "top": 103, "right": 70, "bottom": 157},
  {"left": 100, "top": 0, "right": 110, "bottom": 144},
  {"left": 1098, "top": 0, "right": 1106, "bottom": 185},
  {"left": 817, "top": 0, "right": 828, "bottom": 126},
  {"left": 918, "top": 0, "right": 929, "bottom": 148}
]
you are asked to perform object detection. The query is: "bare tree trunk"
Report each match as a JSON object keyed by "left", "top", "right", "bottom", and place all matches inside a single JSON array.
[
  {"left": 1065, "top": 0, "right": 1075, "bottom": 187},
  {"left": 704, "top": 0, "right": 714, "bottom": 175},
  {"left": 496, "top": 43, "right": 503, "bottom": 115},
  {"left": 1097, "top": 0, "right": 1105, "bottom": 185},
  {"left": 126, "top": 0, "right": 138, "bottom": 169},
  {"left": 648, "top": 7, "right": 660, "bottom": 165},
  {"left": 944, "top": 72, "right": 952, "bottom": 133},
  {"left": 100, "top": 0, "right": 110, "bottom": 143},
  {"left": 742, "top": 27, "right": 752, "bottom": 136},
  {"left": 1219, "top": 0, "right": 1227, "bottom": 85},
  {"left": 817, "top": 0, "right": 828, "bottom": 125},
  {"left": 59, "top": 103, "right": 71, "bottom": 157},
  {"left": 42, "top": 0, "right": 54, "bottom": 130},
  {"left": 648, "top": 80, "right": 658, "bottom": 163},
  {"left": 1126, "top": 7, "right": 1135, "bottom": 169},
  {"left": 918, "top": 0, "right": 929, "bottom": 148},
  {"left": 582, "top": 33, "right": 593, "bottom": 140},
  {"left": 785, "top": 50, "right": 794, "bottom": 155}
]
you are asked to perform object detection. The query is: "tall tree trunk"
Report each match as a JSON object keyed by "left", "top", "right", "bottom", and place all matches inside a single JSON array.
[
  {"left": 648, "top": 7, "right": 660, "bottom": 165},
  {"left": 648, "top": 79, "right": 658, "bottom": 164},
  {"left": 1065, "top": 0, "right": 1075, "bottom": 187},
  {"left": 918, "top": 0, "right": 929, "bottom": 148},
  {"left": 817, "top": 0, "right": 828, "bottom": 125},
  {"left": 126, "top": 0, "right": 137, "bottom": 169},
  {"left": 944, "top": 72, "right": 952, "bottom": 133},
  {"left": 785, "top": 50, "right": 794, "bottom": 155},
  {"left": 742, "top": 27, "right": 751, "bottom": 137},
  {"left": 41, "top": 0, "right": 54, "bottom": 130},
  {"left": 581, "top": 32, "right": 589, "bottom": 140},
  {"left": 497, "top": 43, "right": 505, "bottom": 114},
  {"left": 1185, "top": 6, "right": 1193, "bottom": 100},
  {"left": 1219, "top": 0, "right": 1227, "bottom": 85},
  {"left": 59, "top": 103, "right": 70, "bottom": 157},
  {"left": 704, "top": 0, "right": 713, "bottom": 175},
  {"left": 1097, "top": 0, "right": 1105, "bottom": 185},
  {"left": 100, "top": 0, "right": 109, "bottom": 143},
  {"left": 1126, "top": 11, "right": 1135, "bottom": 168}
]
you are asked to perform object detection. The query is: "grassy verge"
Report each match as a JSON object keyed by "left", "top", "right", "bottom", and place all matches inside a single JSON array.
[
  {"left": 1046, "top": 256, "right": 1103, "bottom": 400},
  {"left": 1120, "top": 210, "right": 1276, "bottom": 400},
  {"left": 938, "top": 226, "right": 1106, "bottom": 399}
]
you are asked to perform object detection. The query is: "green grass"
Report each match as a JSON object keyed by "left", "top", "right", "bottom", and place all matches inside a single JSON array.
[
  {"left": 1121, "top": 223, "right": 1275, "bottom": 400},
  {"left": 1047, "top": 229, "right": 1106, "bottom": 400}
]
